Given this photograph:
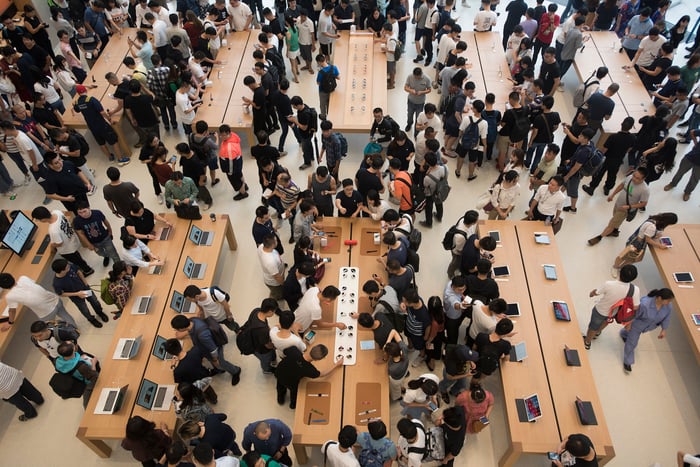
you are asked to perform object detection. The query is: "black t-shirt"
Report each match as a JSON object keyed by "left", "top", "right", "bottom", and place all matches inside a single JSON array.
[
  {"left": 124, "top": 209, "right": 156, "bottom": 236},
  {"left": 32, "top": 106, "right": 61, "bottom": 129},
  {"left": 272, "top": 91, "right": 293, "bottom": 118},
  {"left": 443, "top": 405, "right": 467, "bottom": 456},
  {"left": 124, "top": 94, "right": 158, "bottom": 127},
  {"left": 459, "top": 234, "right": 480, "bottom": 274},
  {"left": 603, "top": 131, "right": 636, "bottom": 163},
  {"left": 354, "top": 168, "right": 383, "bottom": 202},
  {"left": 465, "top": 275, "right": 500, "bottom": 304},
  {"left": 282, "top": 267, "right": 305, "bottom": 311},
  {"left": 387, "top": 139, "right": 415, "bottom": 170},
  {"left": 586, "top": 93, "right": 615, "bottom": 122},
  {"left": 297, "top": 105, "right": 313, "bottom": 138},
  {"left": 372, "top": 312, "right": 394, "bottom": 346},
  {"left": 58, "top": 134, "right": 87, "bottom": 167},
  {"left": 113, "top": 80, "right": 131, "bottom": 100},
  {"left": 247, "top": 309, "right": 272, "bottom": 354},
  {"left": 260, "top": 72, "right": 275, "bottom": 96},
  {"left": 250, "top": 144, "right": 280, "bottom": 170},
  {"left": 532, "top": 112, "right": 561, "bottom": 143},
  {"left": 335, "top": 190, "right": 363, "bottom": 217},
  {"left": 252, "top": 86, "right": 267, "bottom": 112},
  {"left": 475, "top": 332, "right": 512, "bottom": 358},
  {"left": 561, "top": 121, "right": 588, "bottom": 161},
  {"left": 173, "top": 346, "right": 211, "bottom": 383},
  {"left": 195, "top": 36, "right": 213, "bottom": 60},
  {"left": 180, "top": 155, "right": 206, "bottom": 182},
  {"left": 26, "top": 44, "right": 49, "bottom": 69},
  {"left": 538, "top": 61, "right": 560, "bottom": 95},
  {"left": 276, "top": 346, "right": 320, "bottom": 387},
  {"left": 201, "top": 413, "right": 235, "bottom": 458},
  {"left": 44, "top": 160, "right": 87, "bottom": 196}
]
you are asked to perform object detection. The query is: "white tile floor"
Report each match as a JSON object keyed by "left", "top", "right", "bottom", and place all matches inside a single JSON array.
[{"left": 0, "top": 1, "right": 699, "bottom": 465}]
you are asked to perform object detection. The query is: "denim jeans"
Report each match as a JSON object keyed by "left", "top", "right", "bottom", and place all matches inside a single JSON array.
[
  {"left": 526, "top": 143, "right": 547, "bottom": 172},
  {"left": 438, "top": 367, "right": 468, "bottom": 395},
  {"left": 0, "top": 159, "right": 14, "bottom": 193},
  {"left": 684, "top": 111, "right": 700, "bottom": 139},
  {"left": 69, "top": 293, "right": 104, "bottom": 320},
  {"left": 254, "top": 349, "right": 276, "bottom": 373},
  {"left": 277, "top": 117, "right": 290, "bottom": 152},
  {"left": 400, "top": 400, "right": 432, "bottom": 419},
  {"left": 93, "top": 237, "right": 121, "bottom": 264},
  {"left": 6, "top": 152, "right": 29, "bottom": 175},
  {"left": 407, "top": 101, "right": 424, "bottom": 127},
  {"left": 668, "top": 155, "right": 700, "bottom": 195},
  {"left": 216, "top": 346, "right": 241, "bottom": 378},
  {"left": 4, "top": 378, "right": 44, "bottom": 418}
]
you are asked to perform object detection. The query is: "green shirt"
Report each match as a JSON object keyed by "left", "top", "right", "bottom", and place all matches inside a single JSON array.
[
  {"left": 680, "top": 65, "right": 700, "bottom": 90},
  {"left": 287, "top": 27, "right": 299, "bottom": 52},
  {"left": 241, "top": 454, "right": 282, "bottom": 467},
  {"left": 164, "top": 176, "right": 199, "bottom": 205}
]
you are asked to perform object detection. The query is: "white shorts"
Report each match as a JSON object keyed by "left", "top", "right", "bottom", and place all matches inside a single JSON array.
[{"left": 287, "top": 48, "right": 300, "bottom": 59}]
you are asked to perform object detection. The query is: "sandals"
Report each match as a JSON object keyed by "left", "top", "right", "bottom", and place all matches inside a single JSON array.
[{"left": 583, "top": 335, "right": 591, "bottom": 350}]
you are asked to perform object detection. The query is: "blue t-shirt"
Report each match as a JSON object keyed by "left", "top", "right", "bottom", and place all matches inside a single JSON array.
[
  {"left": 356, "top": 432, "right": 398, "bottom": 463},
  {"left": 84, "top": 8, "right": 109, "bottom": 36},
  {"left": 73, "top": 209, "right": 110, "bottom": 244},
  {"left": 387, "top": 236, "right": 409, "bottom": 266},
  {"left": 621, "top": 15, "right": 652, "bottom": 50},
  {"left": 53, "top": 263, "right": 89, "bottom": 295},
  {"left": 73, "top": 95, "right": 109, "bottom": 133},
  {"left": 316, "top": 65, "right": 339, "bottom": 92}
]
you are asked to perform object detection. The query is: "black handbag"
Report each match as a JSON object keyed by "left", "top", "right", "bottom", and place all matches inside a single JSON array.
[{"left": 174, "top": 203, "right": 202, "bottom": 220}]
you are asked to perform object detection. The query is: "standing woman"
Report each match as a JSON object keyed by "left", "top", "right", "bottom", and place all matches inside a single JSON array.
[
  {"left": 593, "top": 0, "right": 618, "bottom": 31},
  {"left": 486, "top": 170, "right": 520, "bottom": 220},
  {"left": 141, "top": 135, "right": 167, "bottom": 203},
  {"left": 668, "top": 15, "right": 690, "bottom": 50},
  {"left": 23, "top": 5, "right": 55, "bottom": 59},
  {"left": 183, "top": 10, "right": 203, "bottom": 50},
  {"left": 639, "top": 137, "right": 677, "bottom": 185},
  {"left": 121, "top": 416, "right": 172, "bottom": 467},
  {"left": 285, "top": 15, "right": 300, "bottom": 83},
  {"left": 423, "top": 296, "right": 445, "bottom": 372},
  {"left": 150, "top": 145, "right": 175, "bottom": 204},
  {"left": 612, "top": 212, "right": 678, "bottom": 271},
  {"left": 53, "top": 56, "right": 78, "bottom": 97},
  {"left": 455, "top": 381, "right": 495, "bottom": 434},
  {"left": 620, "top": 288, "right": 674, "bottom": 373}
]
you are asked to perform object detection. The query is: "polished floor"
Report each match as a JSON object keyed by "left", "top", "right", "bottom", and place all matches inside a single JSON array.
[{"left": 0, "top": 1, "right": 698, "bottom": 465}]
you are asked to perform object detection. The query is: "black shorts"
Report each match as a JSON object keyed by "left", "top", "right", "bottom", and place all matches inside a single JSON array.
[
  {"left": 320, "top": 42, "right": 333, "bottom": 57},
  {"left": 91, "top": 125, "right": 118, "bottom": 146},
  {"left": 414, "top": 27, "right": 426, "bottom": 42}
]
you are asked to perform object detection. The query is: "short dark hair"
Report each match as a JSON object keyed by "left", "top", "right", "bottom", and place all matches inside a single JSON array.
[
  {"left": 358, "top": 312, "right": 374, "bottom": 328},
  {"left": 321, "top": 285, "right": 341, "bottom": 299},
  {"left": 31, "top": 206, "right": 51, "bottom": 220},
  {"left": 30, "top": 320, "right": 49, "bottom": 333},
  {"left": 397, "top": 418, "right": 418, "bottom": 439},
  {"left": 495, "top": 318, "right": 513, "bottom": 335},
  {"left": 171, "top": 314, "right": 191, "bottom": 330},
  {"left": 478, "top": 236, "right": 497, "bottom": 251},
  {"left": 338, "top": 425, "right": 358, "bottom": 449},
  {"left": 51, "top": 258, "right": 69, "bottom": 273},
  {"left": 451, "top": 275, "right": 467, "bottom": 288},
  {"left": 619, "top": 264, "right": 638, "bottom": 283},
  {"left": 279, "top": 310, "right": 295, "bottom": 329},
  {"left": 183, "top": 285, "right": 200, "bottom": 298},
  {"left": 362, "top": 279, "right": 380, "bottom": 294},
  {"left": 106, "top": 166, "right": 120, "bottom": 181},
  {"left": 192, "top": 442, "right": 214, "bottom": 464},
  {"left": 367, "top": 420, "right": 387, "bottom": 440},
  {"left": 489, "top": 298, "right": 507, "bottom": 314},
  {"left": 0, "top": 273, "right": 15, "bottom": 289},
  {"left": 164, "top": 338, "right": 182, "bottom": 356},
  {"left": 476, "top": 258, "right": 492, "bottom": 274}
]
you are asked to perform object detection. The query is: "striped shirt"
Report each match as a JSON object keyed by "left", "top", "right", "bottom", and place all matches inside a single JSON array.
[
  {"left": 0, "top": 362, "right": 24, "bottom": 399},
  {"left": 277, "top": 181, "right": 300, "bottom": 210}
]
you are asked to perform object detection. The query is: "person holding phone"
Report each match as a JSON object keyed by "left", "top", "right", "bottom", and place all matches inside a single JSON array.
[{"left": 549, "top": 433, "right": 598, "bottom": 466}]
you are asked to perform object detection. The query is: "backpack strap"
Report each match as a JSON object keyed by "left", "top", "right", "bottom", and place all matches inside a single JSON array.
[
  {"left": 407, "top": 422, "right": 427, "bottom": 455},
  {"left": 395, "top": 176, "right": 413, "bottom": 205},
  {"left": 626, "top": 283, "right": 634, "bottom": 298},
  {"left": 323, "top": 441, "right": 337, "bottom": 467}
]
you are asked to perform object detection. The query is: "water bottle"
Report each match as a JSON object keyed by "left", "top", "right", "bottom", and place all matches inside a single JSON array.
[
  {"left": 350, "top": 24, "right": 356, "bottom": 33},
  {"left": 545, "top": 216, "right": 552, "bottom": 226}
]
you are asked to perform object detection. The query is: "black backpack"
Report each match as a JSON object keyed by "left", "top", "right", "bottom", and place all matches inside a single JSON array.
[
  {"left": 188, "top": 133, "right": 211, "bottom": 163},
  {"left": 395, "top": 176, "right": 426, "bottom": 213},
  {"left": 49, "top": 360, "right": 87, "bottom": 399},
  {"left": 460, "top": 117, "right": 482, "bottom": 150},
  {"left": 305, "top": 106, "right": 319, "bottom": 133},
  {"left": 442, "top": 221, "right": 467, "bottom": 250},
  {"left": 383, "top": 115, "right": 400, "bottom": 139},
  {"left": 319, "top": 67, "right": 337, "bottom": 93},
  {"left": 406, "top": 247, "right": 420, "bottom": 272},
  {"left": 235, "top": 311, "right": 266, "bottom": 355},
  {"left": 265, "top": 48, "right": 286, "bottom": 79},
  {"left": 69, "top": 130, "right": 90, "bottom": 157},
  {"left": 510, "top": 107, "right": 531, "bottom": 142},
  {"left": 395, "top": 214, "right": 422, "bottom": 251}
]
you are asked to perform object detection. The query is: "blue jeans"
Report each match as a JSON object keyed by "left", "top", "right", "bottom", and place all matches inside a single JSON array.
[
  {"left": 216, "top": 346, "right": 241, "bottom": 378},
  {"left": 93, "top": 237, "right": 121, "bottom": 264},
  {"left": 400, "top": 400, "right": 432, "bottom": 419},
  {"left": 6, "top": 152, "right": 29, "bottom": 176},
  {"left": 407, "top": 101, "right": 424, "bottom": 127},
  {"left": 50, "top": 100, "right": 66, "bottom": 114},
  {"left": 0, "top": 158, "right": 14, "bottom": 193},
  {"left": 438, "top": 367, "right": 468, "bottom": 395},
  {"left": 684, "top": 111, "right": 700, "bottom": 139},
  {"left": 254, "top": 349, "right": 276, "bottom": 373},
  {"left": 526, "top": 143, "right": 547, "bottom": 172},
  {"left": 45, "top": 299, "right": 77, "bottom": 327},
  {"left": 69, "top": 293, "right": 104, "bottom": 320}
]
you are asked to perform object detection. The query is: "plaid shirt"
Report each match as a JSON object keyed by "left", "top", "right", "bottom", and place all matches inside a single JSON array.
[
  {"left": 322, "top": 133, "right": 342, "bottom": 169},
  {"left": 147, "top": 65, "right": 171, "bottom": 100}
]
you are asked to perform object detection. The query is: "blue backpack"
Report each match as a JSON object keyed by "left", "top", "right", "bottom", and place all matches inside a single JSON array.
[
  {"left": 358, "top": 448, "right": 384, "bottom": 467},
  {"left": 481, "top": 109, "right": 501, "bottom": 143},
  {"left": 460, "top": 117, "right": 482, "bottom": 150}
]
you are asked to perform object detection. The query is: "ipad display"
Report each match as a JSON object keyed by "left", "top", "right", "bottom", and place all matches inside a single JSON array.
[
  {"left": 493, "top": 266, "right": 510, "bottom": 277},
  {"left": 544, "top": 264, "right": 557, "bottom": 280},
  {"left": 553, "top": 301, "right": 571, "bottom": 321},
  {"left": 489, "top": 231, "right": 501, "bottom": 242},
  {"left": 659, "top": 237, "right": 672, "bottom": 247},
  {"left": 506, "top": 303, "right": 521, "bottom": 317},
  {"left": 673, "top": 272, "right": 694, "bottom": 283}
]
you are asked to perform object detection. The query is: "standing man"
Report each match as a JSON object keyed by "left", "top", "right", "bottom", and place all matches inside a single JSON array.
[
  {"left": 532, "top": 4, "right": 559, "bottom": 65},
  {"left": 316, "top": 54, "right": 339, "bottom": 121},
  {"left": 583, "top": 117, "right": 636, "bottom": 196},
  {"left": 103, "top": 167, "right": 140, "bottom": 218},
  {"left": 124, "top": 80, "right": 160, "bottom": 148},
  {"left": 42, "top": 151, "right": 92, "bottom": 215},
  {"left": 587, "top": 167, "right": 649, "bottom": 246},
  {"left": 318, "top": 3, "right": 340, "bottom": 62},
  {"left": 404, "top": 67, "right": 431, "bottom": 133},
  {"left": 297, "top": 9, "right": 317, "bottom": 73},
  {"left": 219, "top": 124, "right": 249, "bottom": 201},
  {"left": 242, "top": 75, "right": 269, "bottom": 136},
  {"left": 538, "top": 47, "right": 561, "bottom": 97},
  {"left": 502, "top": 0, "right": 528, "bottom": 49},
  {"left": 561, "top": 128, "right": 596, "bottom": 214},
  {"left": 183, "top": 285, "right": 238, "bottom": 331},
  {"left": 242, "top": 419, "right": 293, "bottom": 466},
  {"left": 258, "top": 234, "right": 286, "bottom": 301},
  {"left": 526, "top": 175, "right": 566, "bottom": 224},
  {"left": 171, "top": 314, "right": 242, "bottom": 386},
  {"left": 73, "top": 202, "right": 121, "bottom": 267},
  {"left": 52, "top": 258, "right": 108, "bottom": 328},
  {"left": 241, "top": 298, "right": 277, "bottom": 374},
  {"left": 446, "top": 210, "right": 479, "bottom": 279},
  {"left": 525, "top": 96, "right": 560, "bottom": 171},
  {"left": 147, "top": 55, "right": 177, "bottom": 131},
  {"left": 0, "top": 361, "right": 44, "bottom": 422},
  {"left": 558, "top": 16, "right": 588, "bottom": 79},
  {"left": 583, "top": 83, "right": 618, "bottom": 137},
  {"left": 473, "top": 0, "right": 497, "bottom": 32},
  {"left": 663, "top": 137, "right": 700, "bottom": 202},
  {"left": 620, "top": 8, "right": 653, "bottom": 61},
  {"left": 0, "top": 273, "right": 77, "bottom": 331},
  {"left": 31, "top": 206, "right": 94, "bottom": 276},
  {"left": 275, "top": 344, "right": 343, "bottom": 409},
  {"left": 290, "top": 96, "right": 316, "bottom": 170}
]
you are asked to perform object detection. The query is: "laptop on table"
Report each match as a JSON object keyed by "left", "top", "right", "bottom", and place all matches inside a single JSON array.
[
  {"left": 113, "top": 335, "right": 143, "bottom": 360},
  {"left": 170, "top": 290, "right": 196, "bottom": 314},
  {"left": 189, "top": 225, "right": 214, "bottom": 246},
  {"left": 154, "top": 225, "right": 172, "bottom": 241},
  {"left": 183, "top": 256, "right": 207, "bottom": 279},
  {"left": 131, "top": 292, "right": 154, "bottom": 315},
  {"left": 136, "top": 379, "right": 176, "bottom": 411},
  {"left": 93, "top": 384, "right": 128, "bottom": 415}
]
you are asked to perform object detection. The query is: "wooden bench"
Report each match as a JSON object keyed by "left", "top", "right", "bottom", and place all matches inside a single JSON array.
[{"left": 647, "top": 224, "right": 700, "bottom": 365}]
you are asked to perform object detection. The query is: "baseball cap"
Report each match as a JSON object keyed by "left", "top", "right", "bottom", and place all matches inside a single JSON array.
[{"left": 76, "top": 84, "right": 88, "bottom": 94}]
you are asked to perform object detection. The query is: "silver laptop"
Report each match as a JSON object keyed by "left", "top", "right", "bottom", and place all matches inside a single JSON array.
[
  {"left": 170, "top": 290, "right": 196, "bottom": 314},
  {"left": 136, "top": 379, "right": 175, "bottom": 411},
  {"left": 113, "top": 335, "right": 143, "bottom": 360},
  {"left": 93, "top": 384, "right": 128, "bottom": 415},
  {"left": 152, "top": 335, "right": 175, "bottom": 360},
  {"left": 189, "top": 225, "right": 214, "bottom": 246},
  {"left": 183, "top": 256, "right": 207, "bottom": 279},
  {"left": 147, "top": 263, "right": 164, "bottom": 275},
  {"left": 131, "top": 293, "right": 154, "bottom": 315},
  {"left": 510, "top": 341, "right": 527, "bottom": 362},
  {"left": 155, "top": 225, "right": 172, "bottom": 241}
]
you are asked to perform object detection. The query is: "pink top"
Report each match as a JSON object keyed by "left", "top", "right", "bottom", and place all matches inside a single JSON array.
[{"left": 60, "top": 42, "right": 82, "bottom": 69}]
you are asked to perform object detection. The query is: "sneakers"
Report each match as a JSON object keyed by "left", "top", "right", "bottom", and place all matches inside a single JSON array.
[
  {"left": 233, "top": 191, "right": 249, "bottom": 201},
  {"left": 607, "top": 229, "right": 620, "bottom": 237},
  {"left": 23, "top": 173, "right": 31, "bottom": 185},
  {"left": 587, "top": 235, "right": 602, "bottom": 246},
  {"left": 623, "top": 363, "right": 632, "bottom": 373},
  {"left": 413, "top": 55, "right": 424, "bottom": 63},
  {"left": 230, "top": 369, "right": 241, "bottom": 386},
  {"left": 157, "top": 194, "right": 164, "bottom": 205},
  {"left": 298, "top": 164, "right": 311, "bottom": 170},
  {"left": 88, "top": 317, "right": 103, "bottom": 328},
  {"left": 663, "top": 184, "right": 674, "bottom": 191},
  {"left": 103, "top": 256, "right": 110, "bottom": 267},
  {"left": 467, "top": 175, "right": 477, "bottom": 181},
  {"left": 87, "top": 185, "right": 97, "bottom": 196},
  {"left": 97, "top": 311, "right": 109, "bottom": 322},
  {"left": 405, "top": 124, "right": 412, "bottom": 132},
  {"left": 212, "top": 178, "right": 220, "bottom": 187},
  {"left": 582, "top": 185, "right": 594, "bottom": 196},
  {"left": 683, "top": 193, "right": 690, "bottom": 201},
  {"left": 603, "top": 187, "right": 610, "bottom": 196},
  {"left": 109, "top": 154, "right": 116, "bottom": 162},
  {"left": 117, "top": 157, "right": 131, "bottom": 166},
  {"left": 562, "top": 206, "right": 577, "bottom": 213}
]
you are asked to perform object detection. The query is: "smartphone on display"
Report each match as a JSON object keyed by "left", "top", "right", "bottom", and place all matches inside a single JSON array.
[
  {"left": 428, "top": 401, "right": 438, "bottom": 412},
  {"left": 322, "top": 258, "right": 332, "bottom": 263},
  {"left": 488, "top": 231, "right": 501, "bottom": 242},
  {"left": 547, "top": 452, "right": 560, "bottom": 461},
  {"left": 543, "top": 264, "right": 557, "bottom": 280},
  {"left": 304, "top": 330, "right": 316, "bottom": 343}
]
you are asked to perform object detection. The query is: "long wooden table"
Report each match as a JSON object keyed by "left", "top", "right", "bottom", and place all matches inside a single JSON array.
[
  {"left": 481, "top": 221, "right": 560, "bottom": 466},
  {"left": 472, "top": 32, "right": 514, "bottom": 114},
  {"left": 76, "top": 215, "right": 190, "bottom": 457},
  {"left": 62, "top": 29, "right": 137, "bottom": 156},
  {"left": 648, "top": 224, "right": 700, "bottom": 365},
  {"left": 0, "top": 215, "right": 54, "bottom": 357},
  {"left": 326, "top": 31, "right": 388, "bottom": 133},
  {"left": 515, "top": 221, "right": 615, "bottom": 465}
]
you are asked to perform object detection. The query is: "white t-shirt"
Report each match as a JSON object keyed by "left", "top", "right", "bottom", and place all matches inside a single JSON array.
[
  {"left": 269, "top": 326, "right": 307, "bottom": 360},
  {"left": 227, "top": 2, "right": 253, "bottom": 31},
  {"left": 458, "top": 115, "right": 488, "bottom": 151},
  {"left": 533, "top": 184, "right": 566, "bottom": 216},
  {"left": 122, "top": 239, "right": 152, "bottom": 268},
  {"left": 317, "top": 12, "right": 336, "bottom": 45},
  {"left": 257, "top": 244, "right": 284, "bottom": 287},
  {"left": 469, "top": 300, "right": 498, "bottom": 339},
  {"left": 474, "top": 10, "right": 497, "bottom": 32},
  {"left": 34, "top": 78, "right": 61, "bottom": 104},
  {"left": 215, "top": 456, "right": 240, "bottom": 467},
  {"left": 416, "top": 112, "right": 442, "bottom": 142},
  {"left": 321, "top": 441, "right": 360, "bottom": 467},
  {"left": 188, "top": 57, "right": 206, "bottom": 82},
  {"left": 34, "top": 334, "right": 62, "bottom": 358},
  {"left": 48, "top": 210, "right": 80, "bottom": 255},
  {"left": 397, "top": 418, "right": 427, "bottom": 467},
  {"left": 294, "top": 287, "right": 322, "bottom": 331},
  {"left": 436, "top": 34, "right": 457, "bottom": 64},
  {"left": 14, "top": 130, "right": 42, "bottom": 165},
  {"left": 594, "top": 281, "right": 641, "bottom": 315},
  {"left": 555, "top": 16, "right": 576, "bottom": 45},
  {"left": 175, "top": 90, "right": 195, "bottom": 124},
  {"left": 151, "top": 19, "right": 168, "bottom": 47},
  {"left": 195, "top": 288, "right": 227, "bottom": 322},
  {"left": 5, "top": 276, "right": 60, "bottom": 318},
  {"left": 490, "top": 182, "right": 521, "bottom": 209},
  {"left": 636, "top": 36, "right": 666, "bottom": 68},
  {"left": 298, "top": 17, "right": 315, "bottom": 44}
]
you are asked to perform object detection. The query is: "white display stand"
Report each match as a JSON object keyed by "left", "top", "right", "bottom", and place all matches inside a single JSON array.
[{"left": 335, "top": 267, "right": 359, "bottom": 365}]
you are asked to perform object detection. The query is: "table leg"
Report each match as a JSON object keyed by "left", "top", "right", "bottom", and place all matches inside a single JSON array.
[
  {"left": 223, "top": 215, "right": 237, "bottom": 250},
  {"left": 498, "top": 441, "right": 523, "bottom": 467},
  {"left": 76, "top": 427, "right": 112, "bottom": 458},
  {"left": 292, "top": 441, "right": 309, "bottom": 464}
]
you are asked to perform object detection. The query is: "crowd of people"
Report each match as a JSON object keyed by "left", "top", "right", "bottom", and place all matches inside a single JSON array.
[{"left": 0, "top": 0, "right": 697, "bottom": 465}]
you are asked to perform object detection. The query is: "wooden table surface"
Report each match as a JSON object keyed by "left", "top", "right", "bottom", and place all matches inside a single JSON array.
[
  {"left": 0, "top": 215, "right": 54, "bottom": 358},
  {"left": 514, "top": 221, "right": 615, "bottom": 465},
  {"left": 76, "top": 214, "right": 190, "bottom": 458},
  {"left": 481, "top": 221, "right": 560, "bottom": 467},
  {"left": 472, "top": 32, "right": 513, "bottom": 114},
  {"left": 648, "top": 224, "right": 700, "bottom": 365}
]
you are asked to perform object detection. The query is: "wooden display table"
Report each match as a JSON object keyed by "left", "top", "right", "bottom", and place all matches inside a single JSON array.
[
  {"left": 481, "top": 221, "right": 560, "bottom": 467},
  {"left": 471, "top": 32, "right": 513, "bottom": 114},
  {"left": 326, "top": 31, "right": 387, "bottom": 133},
  {"left": 0, "top": 215, "right": 54, "bottom": 357},
  {"left": 62, "top": 29, "right": 138, "bottom": 156},
  {"left": 515, "top": 222, "right": 615, "bottom": 465},
  {"left": 648, "top": 224, "right": 700, "bottom": 365},
  {"left": 76, "top": 215, "right": 190, "bottom": 458}
]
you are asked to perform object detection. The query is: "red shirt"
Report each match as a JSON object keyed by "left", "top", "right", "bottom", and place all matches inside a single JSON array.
[
  {"left": 220, "top": 133, "right": 242, "bottom": 160},
  {"left": 536, "top": 13, "right": 560, "bottom": 44}
]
